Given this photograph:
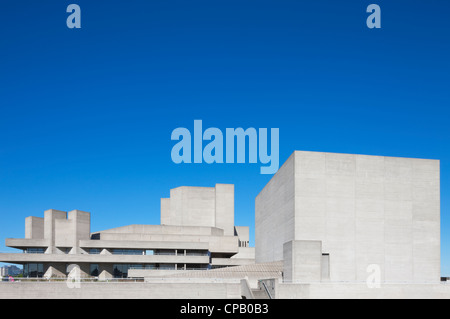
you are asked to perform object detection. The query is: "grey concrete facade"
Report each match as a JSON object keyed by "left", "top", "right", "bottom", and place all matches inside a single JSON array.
[
  {"left": 1, "top": 184, "right": 254, "bottom": 280},
  {"left": 256, "top": 151, "right": 441, "bottom": 284},
  {"left": 0, "top": 281, "right": 242, "bottom": 299},
  {"left": 1, "top": 150, "right": 448, "bottom": 299},
  {"left": 161, "top": 184, "right": 235, "bottom": 236}
]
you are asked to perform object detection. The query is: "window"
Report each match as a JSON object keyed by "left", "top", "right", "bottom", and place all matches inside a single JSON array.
[
  {"left": 89, "top": 249, "right": 102, "bottom": 254},
  {"left": 59, "top": 247, "right": 71, "bottom": 254},
  {"left": 113, "top": 264, "right": 127, "bottom": 278},
  {"left": 23, "top": 263, "right": 44, "bottom": 277},
  {"left": 144, "top": 264, "right": 157, "bottom": 270},
  {"left": 159, "top": 264, "right": 175, "bottom": 270},
  {"left": 91, "top": 233, "right": 101, "bottom": 240},
  {"left": 239, "top": 241, "right": 249, "bottom": 247},
  {"left": 113, "top": 264, "right": 144, "bottom": 278},
  {"left": 112, "top": 249, "right": 144, "bottom": 255},
  {"left": 154, "top": 249, "right": 176, "bottom": 256},
  {"left": 211, "top": 265, "right": 227, "bottom": 270},
  {"left": 90, "top": 264, "right": 99, "bottom": 277},
  {"left": 185, "top": 250, "right": 209, "bottom": 256},
  {"left": 23, "top": 248, "right": 45, "bottom": 254},
  {"left": 176, "top": 264, "right": 185, "bottom": 270},
  {"left": 186, "top": 264, "right": 208, "bottom": 271}
]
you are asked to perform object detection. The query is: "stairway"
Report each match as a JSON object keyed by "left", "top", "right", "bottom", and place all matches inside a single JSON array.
[{"left": 251, "top": 288, "right": 270, "bottom": 299}]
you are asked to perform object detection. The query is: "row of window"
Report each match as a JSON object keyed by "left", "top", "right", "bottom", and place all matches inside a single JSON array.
[
  {"left": 89, "top": 249, "right": 209, "bottom": 256},
  {"left": 21, "top": 263, "right": 210, "bottom": 278},
  {"left": 239, "top": 240, "right": 250, "bottom": 248},
  {"left": 23, "top": 248, "right": 46, "bottom": 254},
  {"left": 112, "top": 263, "right": 209, "bottom": 278},
  {"left": 21, "top": 247, "right": 211, "bottom": 256}
]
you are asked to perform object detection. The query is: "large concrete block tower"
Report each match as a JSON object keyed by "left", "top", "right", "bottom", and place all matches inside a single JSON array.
[{"left": 256, "top": 151, "right": 440, "bottom": 284}]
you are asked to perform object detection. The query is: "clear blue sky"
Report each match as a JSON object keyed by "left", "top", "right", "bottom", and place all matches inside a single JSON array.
[{"left": 1, "top": 1, "right": 449, "bottom": 274}]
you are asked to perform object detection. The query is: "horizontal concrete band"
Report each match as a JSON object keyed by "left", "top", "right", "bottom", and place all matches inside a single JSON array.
[
  {"left": 5, "top": 239, "right": 50, "bottom": 248},
  {"left": 5, "top": 238, "right": 210, "bottom": 250},
  {"left": 0, "top": 282, "right": 242, "bottom": 299},
  {"left": 211, "top": 258, "right": 255, "bottom": 266},
  {"left": 78, "top": 240, "right": 210, "bottom": 250},
  {"left": 0, "top": 253, "right": 209, "bottom": 264},
  {"left": 96, "top": 234, "right": 239, "bottom": 253}
]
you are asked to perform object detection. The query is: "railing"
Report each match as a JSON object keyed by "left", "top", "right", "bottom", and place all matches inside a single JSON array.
[
  {"left": 185, "top": 252, "right": 209, "bottom": 256},
  {"left": 0, "top": 277, "right": 144, "bottom": 283},
  {"left": 128, "top": 266, "right": 208, "bottom": 271},
  {"left": 184, "top": 268, "right": 209, "bottom": 271},
  {"left": 153, "top": 252, "right": 176, "bottom": 256},
  {"left": 258, "top": 279, "right": 274, "bottom": 299}
]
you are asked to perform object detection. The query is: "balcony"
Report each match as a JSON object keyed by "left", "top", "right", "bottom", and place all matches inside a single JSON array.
[{"left": 0, "top": 252, "right": 209, "bottom": 265}]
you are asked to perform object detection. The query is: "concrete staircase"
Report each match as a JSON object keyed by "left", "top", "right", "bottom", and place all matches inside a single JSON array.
[{"left": 251, "top": 288, "right": 270, "bottom": 299}]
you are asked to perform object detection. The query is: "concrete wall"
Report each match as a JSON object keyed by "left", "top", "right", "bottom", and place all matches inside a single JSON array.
[
  {"left": 0, "top": 253, "right": 209, "bottom": 265},
  {"left": 68, "top": 210, "right": 91, "bottom": 252},
  {"left": 283, "top": 240, "right": 322, "bottom": 283},
  {"left": 163, "top": 186, "right": 216, "bottom": 228},
  {"left": 215, "top": 184, "right": 235, "bottom": 236},
  {"left": 25, "top": 216, "right": 44, "bottom": 239},
  {"left": 231, "top": 247, "right": 255, "bottom": 259},
  {"left": 44, "top": 209, "right": 67, "bottom": 253},
  {"left": 92, "top": 233, "right": 239, "bottom": 254},
  {"left": 161, "top": 184, "right": 235, "bottom": 235},
  {"left": 2, "top": 280, "right": 449, "bottom": 299},
  {"left": 98, "top": 224, "right": 224, "bottom": 237},
  {"left": 255, "top": 153, "right": 295, "bottom": 263},
  {"left": 0, "top": 281, "right": 242, "bottom": 299},
  {"left": 256, "top": 151, "right": 441, "bottom": 284},
  {"left": 234, "top": 226, "right": 250, "bottom": 247},
  {"left": 54, "top": 219, "right": 74, "bottom": 248},
  {"left": 276, "top": 282, "right": 450, "bottom": 299},
  {"left": 51, "top": 210, "right": 90, "bottom": 252}
]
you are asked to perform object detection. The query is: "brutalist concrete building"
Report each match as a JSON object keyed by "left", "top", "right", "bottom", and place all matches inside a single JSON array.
[
  {"left": 255, "top": 151, "right": 446, "bottom": 298},
  {"left": 0, "top": 184, "right": 255, "bottom": 280},
  {"left": 0, "top": 150, "right": 449, "bottom": 299}
]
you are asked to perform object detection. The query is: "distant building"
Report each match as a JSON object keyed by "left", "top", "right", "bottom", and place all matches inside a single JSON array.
[{"left": 0, "top": 265, "right": 22, "bottom": 277}]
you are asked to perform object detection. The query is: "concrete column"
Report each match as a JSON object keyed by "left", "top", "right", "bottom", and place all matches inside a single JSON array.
[
  {"left": 215, "top": 184, "right": 235, "bottom": 236},
  {"left": 25, "top": 216, "right": 44, "bottom": 239},
  {"left": 67, "top": 210, "right": 91, "bottom": 253},
  {"left": 44, "top": 209, "right": 67, "bottom": 254}
]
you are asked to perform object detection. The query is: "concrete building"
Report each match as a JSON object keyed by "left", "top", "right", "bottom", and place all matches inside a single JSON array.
[
  {"left": 252, "top": 150, "right": 449, "bottom": 299},
  {"left": 256, "top": 151, "right": 441, "bottom": 284},
  {"left": 0, "top": 150, "right": 449, "bottom": 299},
  {"left": 0, "top": 184, "right": 254, "bottom": 280},
  {"left": 0, "top": 265, "right": 21, "bottom": 277}
]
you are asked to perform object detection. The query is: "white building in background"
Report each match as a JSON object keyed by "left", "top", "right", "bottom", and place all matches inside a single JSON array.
[
  {"left": 0, "top": 150, "right": 449, "bottom": 299},
  {"left": 0, "top": 265, "right": 22, "bottom": 277}
]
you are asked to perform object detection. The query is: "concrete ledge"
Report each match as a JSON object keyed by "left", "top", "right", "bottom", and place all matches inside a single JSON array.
[
  {"left": 0, "top": 253, "right": 209, "bottom": 264},
  {"left": 5, "top": 238, "right": 50, "bottom": 248},
  {"left": 0, "top": 281, "right": 242, "bottom": 299},
  {"left": 211, "top": 258, "right": 255, "bottom": 266},
  {"left": 79, "top": 239, "right": 209, "bottom": 250},
  {"left": 276, "top": 282, "right": 450, "bottom": 299}
]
